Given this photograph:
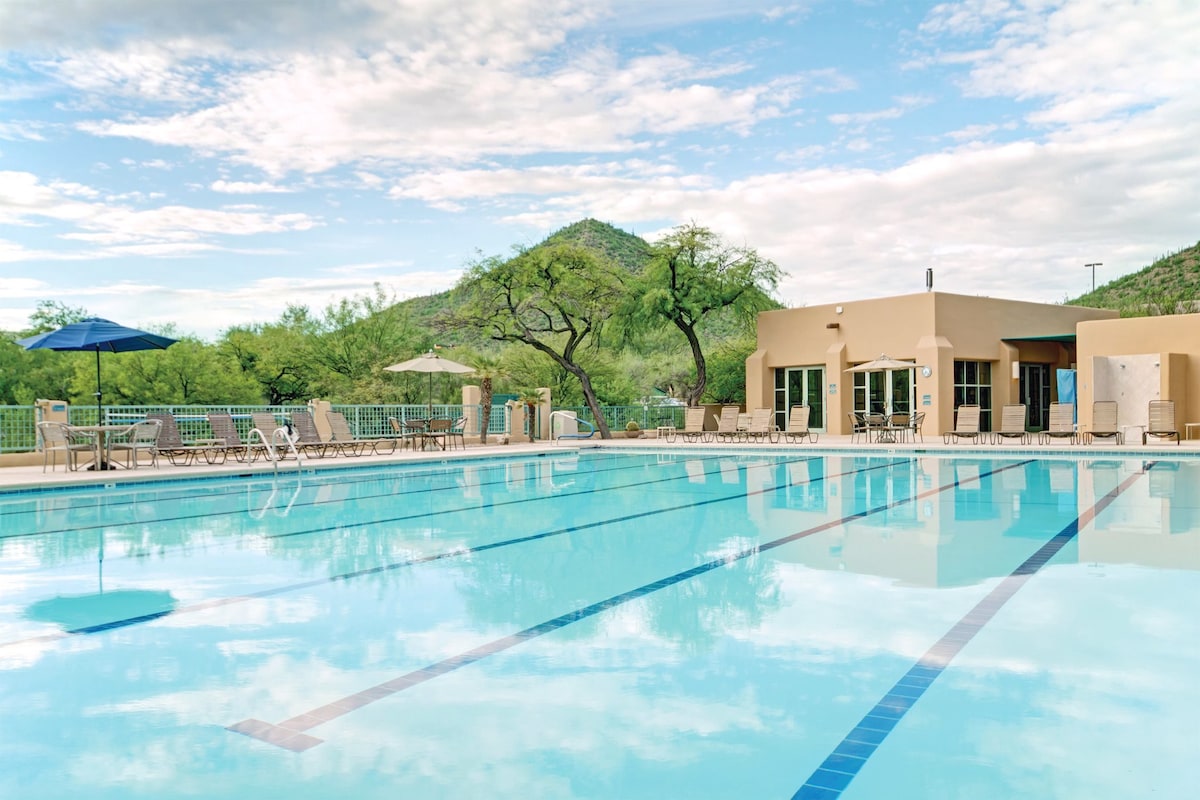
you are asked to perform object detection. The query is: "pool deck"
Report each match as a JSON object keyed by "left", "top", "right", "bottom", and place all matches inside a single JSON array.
[{"left": 2, "top": 432, "right": 1195, "bottom": 493}]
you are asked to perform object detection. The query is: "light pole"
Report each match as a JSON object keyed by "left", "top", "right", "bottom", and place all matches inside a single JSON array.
[{"left": 1084, "top": 262, "right": 1102, "bottom": 292}]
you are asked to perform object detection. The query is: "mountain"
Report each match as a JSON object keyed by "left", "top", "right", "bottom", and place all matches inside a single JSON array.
[
  {"left": 1068, "top": 240, "right": 1200, "bottom": 314},
  {"left": 393, "top": 218, "right": 779, "bottom": 351}
]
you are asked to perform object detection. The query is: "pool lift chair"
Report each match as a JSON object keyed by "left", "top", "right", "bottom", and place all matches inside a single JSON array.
[{"left": 550, "top": 410, "right": 596, "bottom": 445}]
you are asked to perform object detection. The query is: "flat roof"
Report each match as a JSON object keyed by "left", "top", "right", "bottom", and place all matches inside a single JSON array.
[{"left": 1001, "top": 333, "right": 1077, "bottom": 343}]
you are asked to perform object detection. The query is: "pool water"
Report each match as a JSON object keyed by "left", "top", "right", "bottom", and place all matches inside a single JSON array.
[{"left": 1, "top": 450, "right": 1198, "bottom": 799}]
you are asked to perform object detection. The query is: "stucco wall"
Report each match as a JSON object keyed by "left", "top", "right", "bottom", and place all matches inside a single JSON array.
[
  {"left": 751, "top": 292, "right": 1117, "bottom": 435},
  {"left": 1077, "top": 314, "right": 1200, "bottom": 433}
]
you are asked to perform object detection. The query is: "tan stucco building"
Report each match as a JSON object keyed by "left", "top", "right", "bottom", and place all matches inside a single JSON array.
[
  {"left": 1076, "top": 314, "right": 1200, "bottom": 434},
  {"left": 748, "top": 292, "right": 1118, "bottom": 436}
]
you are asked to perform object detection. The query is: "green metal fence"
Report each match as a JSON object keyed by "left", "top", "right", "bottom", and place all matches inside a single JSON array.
[
  {"left": 0, "top": 403, "right": 513, "bottom": 453},
  {"left": 555, "top": 404, "right": 687, "bottom": 432}
]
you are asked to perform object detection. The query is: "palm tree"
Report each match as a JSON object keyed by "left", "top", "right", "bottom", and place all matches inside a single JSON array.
[
  {"left": 469, "top": 352, "right": 506, "bottom": 444},
  {"left": 515, "top": 387, "right": 546, "bottom": 440}
]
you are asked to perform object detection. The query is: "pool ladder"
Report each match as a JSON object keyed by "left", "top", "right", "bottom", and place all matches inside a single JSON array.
[{"left": 248, "top": 426, "right": 303, "bottom": 472}]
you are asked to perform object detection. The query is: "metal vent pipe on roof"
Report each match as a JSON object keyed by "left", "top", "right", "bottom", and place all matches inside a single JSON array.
[{"left": 926, "top": 268, "right": 933, "bottom": 291}]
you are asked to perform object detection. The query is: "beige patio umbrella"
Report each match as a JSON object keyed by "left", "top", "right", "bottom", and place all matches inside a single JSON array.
[
  {"left": 843, "top": 354, "right": 923, "bottom": 373},
  {"left": 844, "top": 354, "right": 925, "bottom": 416},
  {"left": 384, "top": 350, "right": 475, "bottom": 418}
]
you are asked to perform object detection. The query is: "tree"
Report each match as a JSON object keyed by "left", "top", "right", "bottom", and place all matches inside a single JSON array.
[
  {"left": 465, "top": 351, "right": 507, "bottom": 445},
  {"left": 308, "top": 285, "right": 426, "bottom": 402},
  {"left": 514, "top": 386, "right": 546, "bottom": 439},
  {"left": 220, "top": 306, "right": 318, "bottom": 404},
  {"left": 637, "top": 223, "right": 780, "bottom": 406},
  {"left": 25, "top": 300, "right": 88, "bottom": 335},
  {"left": 440, "top": 242, "right": 627, "bottom": 438}
]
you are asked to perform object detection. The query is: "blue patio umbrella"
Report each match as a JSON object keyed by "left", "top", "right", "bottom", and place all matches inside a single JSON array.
[{"left": 17, "top": 317, "right": 178, "bottom": 421}]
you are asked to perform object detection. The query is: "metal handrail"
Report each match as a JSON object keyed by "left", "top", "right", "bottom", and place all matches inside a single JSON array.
[{"left": 248, "top": 426, "right": 302, "bottom": 472}]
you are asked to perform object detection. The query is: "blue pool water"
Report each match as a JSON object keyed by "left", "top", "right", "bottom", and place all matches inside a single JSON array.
[{"left": 1, "top": 450, "right": 1198, "bottom": 799}]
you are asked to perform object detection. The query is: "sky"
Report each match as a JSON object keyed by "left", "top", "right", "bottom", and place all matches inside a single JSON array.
[{"left": 1, "top": 0, "right": 1198, "bottom": 342}]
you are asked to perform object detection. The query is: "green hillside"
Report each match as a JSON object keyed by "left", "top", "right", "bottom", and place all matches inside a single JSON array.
[
  {"left": 394, "top": 218, "right": 776, "bottom": 349},
  {"left": 1069, "top": 240, "right": 1200, "bottom": 315}
]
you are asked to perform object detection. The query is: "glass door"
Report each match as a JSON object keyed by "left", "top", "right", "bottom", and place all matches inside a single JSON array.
[
  {"left": 775, "top": 367, "right": 826, "bottom": 431},
  {"left": 1019, "top": 363, "right": 1051, "bottom": 430},
  {"left": 853, "top": 370, "right": 915, "bottom": 415}
]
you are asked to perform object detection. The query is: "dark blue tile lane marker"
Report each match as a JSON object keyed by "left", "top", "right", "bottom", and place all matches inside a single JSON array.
[
  {"left": 227, "top": 458, "right": 1035, "bottom": 751},
  {"left": 0, "top": 453, "right": 828, "bottom": 649},
  {"left": 789, "top": 465, "right": 1149, "bottom": 800}
]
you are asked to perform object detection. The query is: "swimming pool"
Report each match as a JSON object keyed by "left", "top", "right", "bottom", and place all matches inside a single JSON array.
[{"left": 1, "top": 449, "right": 1197, "bottom": 799}]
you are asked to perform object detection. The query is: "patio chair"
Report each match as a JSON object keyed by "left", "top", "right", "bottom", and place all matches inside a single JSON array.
[
  {"left": 714, "top": 406, "right": 743, "bottom": 442},
  {"left": 743, "top": 408, "right": 778, "bottom": 443},
  {"left": 1143, "top": 400, "right": 1180, "bottom": 445},
  {"left": 446, "top": 417, "right": 467, "bottom": 450},
  {"left": 36, "top": 421, "right": 96, "bottom": 472},
  {"left": 991, "top": 404, "right": 1029, "bottom": 445},
  {"left": 1038, "top": 402, "right": 1077, "bottom": 445},
  {"left": 670, "top": 407, "right": 711, "bottom": 443},
  {"left": 863, "top": 412, "right": 891, "bottom": 443},
  {"left": 847, "top": 411, "right": 868, "bottom": 444},
  {"left": 783, "top": 405, "right": 819, "bottom": 443},
  {"left": 942, "top": 404, "right": 982, "bottom": 444},
  {"left": 1085, "top": 401, "right": 1122, "bottom": 445},
  {"left": 147, "top": 413, "right": 227, "bottom": 466},
  {"left": 908, "top": 411, "right": 926, "bottom": 443},
  {"left": 207, "top": 412, "right": 266, "bottom": 462},
  {"left": 424, "top": 417, "right": 453, "bottom": 450},
  {"left": 106, "top": 418, "right": 162, "bottom": 469},
  {"left": 888, "top": 412, "right": 910, "bottom": 443},
  {"left": 327, "top": 411, "right": 398, "bottom": 455}
]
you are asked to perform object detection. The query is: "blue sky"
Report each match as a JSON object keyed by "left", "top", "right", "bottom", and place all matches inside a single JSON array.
[{"left": 1, "top": 0, "right": 1198, "bottom": 341}]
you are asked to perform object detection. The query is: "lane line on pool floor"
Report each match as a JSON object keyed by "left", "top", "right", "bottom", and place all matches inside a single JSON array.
[
  {"left": 789, "top": 464, "right": 1150, "bottom": 800},
  {"left": 227, "top": 458, "right": 1034, "bottom": 751},
  {"left": 0, "top": 453, "right": 829, "bottom": 648},
  {"left": 0, "top": 449, "right": 706, "bottom": 541}
]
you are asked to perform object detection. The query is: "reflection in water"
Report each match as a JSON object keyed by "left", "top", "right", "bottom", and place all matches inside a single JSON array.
[{"left": 1, "top": 451, "right": 1198, "bottom": 800}]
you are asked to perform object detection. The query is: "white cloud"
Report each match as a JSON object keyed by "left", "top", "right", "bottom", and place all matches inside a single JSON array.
[{"left": 210, "top": 180, "right": 294, "bottom": 194}]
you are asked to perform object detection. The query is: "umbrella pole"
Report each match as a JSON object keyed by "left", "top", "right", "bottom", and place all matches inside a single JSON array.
[
  {"left": 428, "top": 373, "right": 433, "bottom": 419},
  {"left": 95, "top": 348, "right": 103, "bottom": 424}
]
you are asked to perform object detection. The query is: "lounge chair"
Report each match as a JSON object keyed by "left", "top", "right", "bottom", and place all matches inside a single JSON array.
[
  {"left": 251, "top": 412, "right": 311, "bottom": 459},
  {"left": 715, "top": 406, "right": 743, "bottom": 442},
  {"left": 783, "top": 405, "right": 819, "bottom": 443},
  {"left": 1085, "top": 401, "right": 1122, "bottom": 445},
  {"left": 327, "top": 411, "right": 398, "bottom": 455},
  {"left": 147, "top": 413, "right": 227, "bottom": 466},
  {"left": 289, "top": 411, "right": 339, "bottom": 457},
  {"left": 743, "top": 408, "right": 778, "bottom": 442},
  {"left": 943, "top": 404, "right": 982, "bottom": 444},
  {"left": 1038, "top": 403, "right": 1077, "bottom": 445},
  {"left": 106, "top": 418, "right": 162, "bottom": 469},
  {"left": 991, "top": 404, "right": 1029, "bottom": 445},
  {"left": 669, "top": 407, "right": 711, "bottom": 443},
  {"left": 207, "top": 412, "right": 266, "bottom": 462},
  {"left": 1143, "top": 400, "right": 1180, "bottom": 445},
  {"left": 36, "top": 421, "right": 96, "bottom": 472}
]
